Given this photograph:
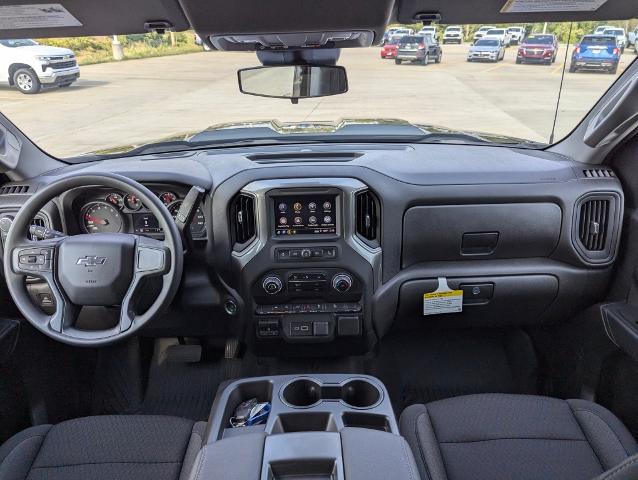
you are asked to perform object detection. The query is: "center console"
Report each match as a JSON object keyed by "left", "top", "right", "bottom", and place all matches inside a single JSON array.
[
  {"left": 190, "top": 374, "right": 419, "bottom": 480},
  {"left": 231, "top": 179, "right": 381, "bottom": 355}
]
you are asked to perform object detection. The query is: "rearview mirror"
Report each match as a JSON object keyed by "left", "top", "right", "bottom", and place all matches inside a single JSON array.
[{"left": 238, "top": 65, "right": 348, "bottom": 103}]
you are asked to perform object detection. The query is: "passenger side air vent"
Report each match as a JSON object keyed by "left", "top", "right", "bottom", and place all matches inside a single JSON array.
[
  {"left": 0, "top": 185, "right": 29, "bottom": 194},
  {"left": 583, "top": 169, "right": 615, "bottom": 178},
  {"left": 355, "top": 189, "right": 380, "bottom": 246},
  {"left": 578, "top": 199, "right": 609, "bottom": 251},
  {"left": 231, "top": 193, "right": 256, "bottom": 246},
  {"left": 573, "top": 193, "right": 621, "bottom": 264}
]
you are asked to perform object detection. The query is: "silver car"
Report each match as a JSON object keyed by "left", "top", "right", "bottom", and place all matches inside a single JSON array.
[{"left": 467, "top": 38, "right": 505, "bottom": 62}]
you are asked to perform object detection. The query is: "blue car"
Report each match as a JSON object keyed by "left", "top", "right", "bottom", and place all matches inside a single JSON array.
[{"left": 570, "top": 34, "right": 620, "bottom": 74}]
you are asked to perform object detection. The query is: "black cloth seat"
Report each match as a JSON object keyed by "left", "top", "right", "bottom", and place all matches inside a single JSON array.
[
  {"left": 400, "top": 394, "right": 638, "bottom": 480},
  {"left": 0, "top": 415, "right": 205, "bottom": 480}
]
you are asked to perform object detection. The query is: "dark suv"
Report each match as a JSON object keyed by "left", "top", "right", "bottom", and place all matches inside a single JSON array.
[{"left": 395, "top": 35, "right": 442, "bottom": 65}]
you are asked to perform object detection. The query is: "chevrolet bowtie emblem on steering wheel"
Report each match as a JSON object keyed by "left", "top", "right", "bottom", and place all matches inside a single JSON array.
[{"left": 76, "top": 256, "right": 107, "bottom": 267}]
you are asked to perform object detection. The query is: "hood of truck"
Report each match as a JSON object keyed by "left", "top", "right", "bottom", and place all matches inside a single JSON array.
[{"left": 11, "top": 45, "right": 74, "bottom": 58}]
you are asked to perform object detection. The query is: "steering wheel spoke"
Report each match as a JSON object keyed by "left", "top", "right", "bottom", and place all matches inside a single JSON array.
[{"left": 119, "top": 236, "right": 171, "bottom": 332}]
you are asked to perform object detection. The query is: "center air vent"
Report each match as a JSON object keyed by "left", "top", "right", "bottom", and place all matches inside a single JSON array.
[
  {"left": 355, "top": 189, "right": 380, "bottom": 245},
  {"left": 231, "top": 193, "right": 256, "bottom": 246},
  {"left": 573, "top": 193, "right": 621, "bottom": 264}
]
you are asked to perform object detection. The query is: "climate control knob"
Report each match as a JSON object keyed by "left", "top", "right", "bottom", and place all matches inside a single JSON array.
[
  {"left": 262, "top": 276, "right": 283, "bottom": 295},
  {"left": 332, "top": 273, "right": 353, "bottom": 293}
]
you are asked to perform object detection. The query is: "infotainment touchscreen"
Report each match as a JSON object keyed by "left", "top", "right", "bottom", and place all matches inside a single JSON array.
[{"left": 273, "top": 195, "right": 337, "bottom": 236}]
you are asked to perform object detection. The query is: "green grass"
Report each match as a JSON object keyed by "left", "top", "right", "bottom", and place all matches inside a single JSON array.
[
  {"left": 77, "top": 43, "right": 202, "bottom": 66},
  {"left": 38, "top": 33, "right": 204, "bottom": 66}
]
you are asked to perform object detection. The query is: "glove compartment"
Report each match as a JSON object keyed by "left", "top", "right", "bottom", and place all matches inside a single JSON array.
[{"left": 402, "top": 203, "right": 562, "bottom": 268}]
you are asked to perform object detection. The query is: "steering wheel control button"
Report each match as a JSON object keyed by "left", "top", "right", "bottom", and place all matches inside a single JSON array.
[
  {"left": 262, "top": 276, "right": 283, "bottom": 295},
  {"left": 137, "top": 247, "right": 166, "bottom": 273},
  {"left": 332, "top": 273, "right": 353, "bottom": 293}
]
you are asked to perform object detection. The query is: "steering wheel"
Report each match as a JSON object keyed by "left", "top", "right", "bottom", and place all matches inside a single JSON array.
[{"left": 3, "top": 173, "right": 184, "bottom": 347}]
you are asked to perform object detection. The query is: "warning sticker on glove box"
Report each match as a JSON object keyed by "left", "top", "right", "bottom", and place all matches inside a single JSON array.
[
  {"left": 423, "top": 277, "right": 463, "bottom": 316},
  {"left": 0, "top": 4, "right": 82, "bottom": 30}
]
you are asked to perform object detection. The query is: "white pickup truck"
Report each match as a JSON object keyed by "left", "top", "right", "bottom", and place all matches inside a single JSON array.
[
  {"left": 0, "top": 39, "right": 80, "bottom": 94},
  {"left": 628, "top": 26, "right": 638, "bottom": 48}
]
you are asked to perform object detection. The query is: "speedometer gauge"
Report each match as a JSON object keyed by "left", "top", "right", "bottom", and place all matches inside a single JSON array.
[{"left": 81, "top": 201, "right": 124, "bottom": 234}]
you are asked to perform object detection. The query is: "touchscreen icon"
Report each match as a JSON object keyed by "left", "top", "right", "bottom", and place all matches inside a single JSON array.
[
  {"left": 278, "top": 203, "right": 287, "bottom": 212},
  {"left": 308, "top": 202, "right": 317, "bottom": 211},
  {"left": 293, "top": 202, "right": 302, "bottom": 212},
  {"left": 323, "top": 201, "right": 331, "bottom": 210},
  {"left": 309, "top": 216, "right": 317, "bottom": 224},
  {"left": 294, "top": 216, "right": 303, "bottom": 225},
  {"left": 279, "top": 217, "right": 288, "bottom": 225},
  {"left": 323, "top": 215, "right": 332, "bottom": 224}
]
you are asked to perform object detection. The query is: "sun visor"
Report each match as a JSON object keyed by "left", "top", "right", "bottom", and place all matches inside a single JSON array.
[
  {"left": 398, "top": 0, "right": 638, "bottom": 24},
  {"left": 0, "top": 0, "right": 190, "bottom": 39},
  {"left": 178, "top": 0, "right": 394, "bottom": 50}
]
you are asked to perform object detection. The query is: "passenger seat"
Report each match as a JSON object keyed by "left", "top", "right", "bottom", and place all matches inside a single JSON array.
[{"left": 400, "top": 394, "right": 637, "bottom": 480}]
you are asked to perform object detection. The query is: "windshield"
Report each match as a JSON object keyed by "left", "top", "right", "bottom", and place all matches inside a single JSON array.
[
  {"left": 523, "top": 35, "right": 554, "bottom": 44},
  {"left": 1, "top": 20, "right": 636, "bottom": 160},
  {"left": 0, "top": 39, "right": 37, "bottom": 48},
  {"left": 447, "top": 27, "right": 461, "bottom": 32},
  {"left": 475, "top": 40, "right": 499, "bottom": 47},
  {"left": 603, "top": 29, "right": 624, "bottom": 36},
  {"left": 486, "top": 29, "right": 505, "bottom": 35},
  {"left": 399, "top": 36, "right": 423, "bottom": 44},
  {"left": 581, "top": 35, "right": 617, "bottom": 45}
]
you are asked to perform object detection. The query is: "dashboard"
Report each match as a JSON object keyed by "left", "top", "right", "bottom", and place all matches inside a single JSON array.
[
  {"left": 66, "top": 185, "right": 206, "bottom": 240},
  {"left": 0, "top": 142, "right": 626, "bottom": 356}
]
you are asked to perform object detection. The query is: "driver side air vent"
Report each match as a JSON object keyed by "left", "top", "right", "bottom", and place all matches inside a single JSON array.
[
  {"left": 573, "top": 193, "right": 621, "bottom": 264},
  {"left": 231, "top": 193, "right": 256, "bottom": 246},
  {"left": 0, "top": 185, "right": 29, "bottom": 194},
  {"left": 355, "top": 189, "right": 380, "bottom": 246}
]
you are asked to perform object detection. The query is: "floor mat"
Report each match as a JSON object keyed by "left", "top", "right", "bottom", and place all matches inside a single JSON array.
[
  {"left": 139, "top": 341, "right": 251, "bottom": 420},
  {"left": 369, "top": 328, "right": 538, "bottom": 414}
]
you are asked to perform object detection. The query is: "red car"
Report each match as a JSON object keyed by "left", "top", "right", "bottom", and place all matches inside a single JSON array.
[
  {"left": 516, "top": 34, "right": 558, "bottom": 64},
  {"left": 380, "top": 39, "right": 399, "bottom": 59}
]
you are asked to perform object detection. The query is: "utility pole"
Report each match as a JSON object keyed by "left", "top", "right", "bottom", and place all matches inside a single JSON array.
[
  {"left": 169, "top": 31, "right": 176, "bottom": 47},
  {"left": 111, "top": 35, "right": 124, "bottom": 60},
  {"left": 543, "top": 22, "right": 548, "bottom": 34}
]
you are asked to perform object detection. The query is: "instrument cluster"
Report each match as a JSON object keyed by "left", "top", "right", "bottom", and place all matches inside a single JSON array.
[{"left": 77, "top": 188, "right": 206, "bottom": 239}]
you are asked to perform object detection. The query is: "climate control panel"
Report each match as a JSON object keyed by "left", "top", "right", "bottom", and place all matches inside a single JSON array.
[{"left": 252, "top": 268, "right": 363, "bottom": 343}]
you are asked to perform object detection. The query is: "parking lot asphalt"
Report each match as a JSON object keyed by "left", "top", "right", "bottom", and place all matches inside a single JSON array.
[{"left": 0, "top": 43, "right": 635, "bottom": 158}]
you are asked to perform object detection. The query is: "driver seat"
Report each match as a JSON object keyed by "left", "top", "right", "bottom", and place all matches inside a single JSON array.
[{"left": 0, "top": 415, "right": 205, "bottom": 480}]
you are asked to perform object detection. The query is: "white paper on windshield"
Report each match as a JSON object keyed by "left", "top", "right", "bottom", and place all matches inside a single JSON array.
[
  {"left": 0, "top": 4, "right": 82, "bottom": 30},
  {"left": 501, "top": 0, "right": 608, "bottom": 13}
]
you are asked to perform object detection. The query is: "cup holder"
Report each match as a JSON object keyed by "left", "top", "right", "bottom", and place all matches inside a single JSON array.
[
  {"left": 281, "top": 379, "right": 322, "bottom": 407},
  {"left": 281, "top": 378, "right": 382, "bottom": 409},
  {"left": 340, "top": 380, "right": 381, "bottom": 408}
]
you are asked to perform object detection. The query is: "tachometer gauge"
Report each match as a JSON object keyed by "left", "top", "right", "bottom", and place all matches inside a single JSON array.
[
  {"left": 81, "top": 201, "right": 124, "bottom": 234},
  {"left": 124, "top": 193, "right": 142, "bottom": 211},
  {"left": 159, "top": 191, "right": 177, "bottom": 206},
  {"left": 105, "top": 193, "right": 124, "bottom": 209},
  {"left": 169, "top": 201, "right": 206, "bottom": 237}
]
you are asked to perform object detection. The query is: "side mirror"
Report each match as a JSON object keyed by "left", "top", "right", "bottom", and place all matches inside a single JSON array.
[{"left": 238, "top": 65, "right": 348, "bottom": 103}]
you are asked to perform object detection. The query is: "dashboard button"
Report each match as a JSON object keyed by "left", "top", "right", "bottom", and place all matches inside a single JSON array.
[
  {"left": 301, "top": 248, "right": 312, "bottom": 258},
  {"left": 277, "top": 249, "right": 290, "bottom": 260},
  {"left": 290, "top": 249, "right": 302, "bottom": 258}
]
